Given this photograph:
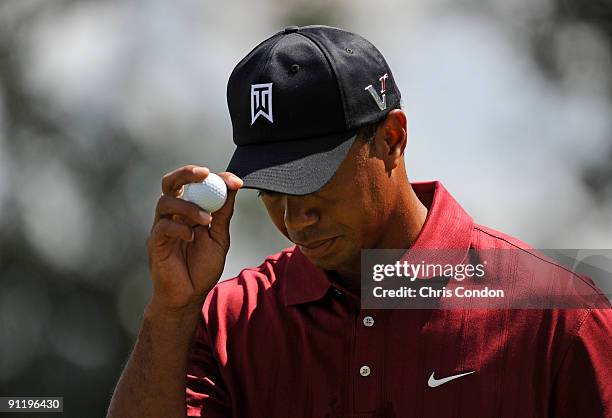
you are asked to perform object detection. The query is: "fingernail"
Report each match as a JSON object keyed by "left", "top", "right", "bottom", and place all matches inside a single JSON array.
[{"left": 199, "top": 211, "right": 212, "bottom": 224}]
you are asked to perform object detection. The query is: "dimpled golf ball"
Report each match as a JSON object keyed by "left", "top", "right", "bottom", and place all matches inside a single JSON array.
[{"left": 182, "top": 173, "right": 227, "bottom": 213}]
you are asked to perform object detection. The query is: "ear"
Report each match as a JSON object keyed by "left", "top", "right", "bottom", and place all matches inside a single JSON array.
[{"left": 374, "top": 109, "right": 408, "bottom": 171}]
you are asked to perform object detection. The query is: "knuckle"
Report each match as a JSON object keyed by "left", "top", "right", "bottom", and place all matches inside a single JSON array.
[
  {"left": 149, "top": 226, "right": 161, "bottom": 242},
  {"left": 154, "top": 218, "right": 171, "bottom": 233},
  {"left": 190, "top": 204, "right": 203, "bottom": 218},
  {"left": 181, "top": 165, "right": 198, "bottom": 175},
  {"left": 162, "top": 166, "right": 190, "bottom": 190},
  {"left": 161, "top": 172, "right": 173, "bottom": 188},
  {"left": 155, "top": 196, "right": 167, "bottom": 213},
  {"left": 159, "top": 194, "right": 172, "bottom": 204},
  {"left": 158, "top": 195, "right": 179, "bottom": 213}
]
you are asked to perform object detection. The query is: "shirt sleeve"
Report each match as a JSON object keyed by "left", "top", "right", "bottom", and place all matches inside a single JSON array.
[
  {"left": 185, "top": 311, "right": 231, "bottom": 418},
  {"left": 551, "top": 308, "right": 612, "bottom": 418}
]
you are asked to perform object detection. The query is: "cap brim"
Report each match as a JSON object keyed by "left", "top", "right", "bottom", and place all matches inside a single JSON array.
[{"left": 226, "top": 130, "right": 357, "bottom": 195}]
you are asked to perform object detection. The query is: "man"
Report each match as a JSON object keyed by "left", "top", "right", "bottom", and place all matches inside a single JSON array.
[{"left": 107, "top": 26, "right": 612, "bottom": 418}]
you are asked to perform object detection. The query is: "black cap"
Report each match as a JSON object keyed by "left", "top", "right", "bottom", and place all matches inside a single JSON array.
[{"left": 226, "top": 25, "right": 401, "bottom": 195}]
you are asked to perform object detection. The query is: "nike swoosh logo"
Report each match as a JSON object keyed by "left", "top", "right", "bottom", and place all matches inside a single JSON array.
[{"left": 428, "top": 370, "right": 476, "bottom": 388}]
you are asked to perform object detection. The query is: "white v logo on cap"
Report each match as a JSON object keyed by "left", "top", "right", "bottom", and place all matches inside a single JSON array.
[
  {"left": 364, "top": 73, "right": 389, "bottom": 111},
  {"left": 427, "top": 370, "right": 475, "bottom": 388}
]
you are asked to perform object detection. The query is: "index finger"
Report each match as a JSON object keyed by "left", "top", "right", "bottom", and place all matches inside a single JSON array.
[{"left": 161, "top": 165, "right": 210, "bottom": 196}]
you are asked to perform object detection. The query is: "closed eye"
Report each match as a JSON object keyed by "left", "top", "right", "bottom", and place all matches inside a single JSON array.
[{"left": 257, "top": 189, "right": 281, "bottom": 198}]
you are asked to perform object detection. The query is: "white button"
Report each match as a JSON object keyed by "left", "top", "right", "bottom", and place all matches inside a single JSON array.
[
  {"left": 332, "top": 288, "right": 343, "bottom": 296},
  {"left": 363, "top": 315, "right": 374, "bottom": 327},
  {"left": 359, "top": 365, "right": 371, "bottom": 377}
]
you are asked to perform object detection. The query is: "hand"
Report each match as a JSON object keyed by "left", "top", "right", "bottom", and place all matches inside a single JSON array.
[{"left": 146, "top": 165, "right": 243, "bottom": 312}]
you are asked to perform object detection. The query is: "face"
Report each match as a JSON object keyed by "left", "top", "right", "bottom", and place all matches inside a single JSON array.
[{"left": 258, "top": 134, "right": 399, "bottom": 278}]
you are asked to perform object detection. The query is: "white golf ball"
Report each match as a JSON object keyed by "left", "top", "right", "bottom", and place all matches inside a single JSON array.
[{"left": 182, "top": 173, "right": 228, "bottom": 213}]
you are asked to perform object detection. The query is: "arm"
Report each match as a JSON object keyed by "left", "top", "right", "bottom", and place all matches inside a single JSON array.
[
  {"left": 106, "top": 166, "right": 242, "bottom": 418},
  {"left": 550, "top": 308, "right": 612, "bottom": 418},
  {"left": 107, "top": 301, "right": 202, "bottom": 418}
]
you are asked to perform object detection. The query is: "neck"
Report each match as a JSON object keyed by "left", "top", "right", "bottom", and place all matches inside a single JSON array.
[
  {"left": 330, "top": 182, "right": 428, "bottom": 294},
  {"left": 380, "top": 182, "right": 428, "bottom": 249}
]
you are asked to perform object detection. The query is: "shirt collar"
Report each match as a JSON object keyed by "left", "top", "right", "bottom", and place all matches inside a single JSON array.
[
  {"left": 409, "top": 181, "right": 474, "bottom": 251},
  {"left": 283, "top": 245, "right": 332, "bottom": 306},
  {"left": 283, "top": 181, "right": 474, "bottom": 306}
]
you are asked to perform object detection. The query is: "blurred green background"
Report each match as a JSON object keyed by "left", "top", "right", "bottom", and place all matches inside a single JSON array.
[{"left": 0, "top": 0, "right": 611, "bottom": 416}]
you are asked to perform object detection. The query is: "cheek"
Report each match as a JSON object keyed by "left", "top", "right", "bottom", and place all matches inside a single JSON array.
[
  {"left": 330, "top": 186, "right": 372, "bottom": 242},
  {"left": 357, "top": 180, "right": 388, "bottom": 242},
  {"left": 262, "top": 200, "right": 289, "bottom": 237}
]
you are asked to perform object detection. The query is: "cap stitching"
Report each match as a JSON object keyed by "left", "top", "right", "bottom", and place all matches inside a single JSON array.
[
  {"left": 227, "top": 31, "right": 282, "bottom": 84},
  {"left": 296, "top": 31, "right": 350, "bottom": 130},
  {"left": 260, "top": 33, "right": 286, "bottom": 77}
]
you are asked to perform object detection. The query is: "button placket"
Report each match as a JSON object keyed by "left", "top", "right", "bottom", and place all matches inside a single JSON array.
[
  {"left": 359, "top": 365, "right": 371, "bottom": 377},
  {"left": 353, "top": 310, "right": 380, "bottom": 411}
]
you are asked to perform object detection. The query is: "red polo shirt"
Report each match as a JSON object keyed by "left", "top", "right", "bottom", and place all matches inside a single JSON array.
[{"left": 186, "top": 181, "right": 612, "bottom": 418}]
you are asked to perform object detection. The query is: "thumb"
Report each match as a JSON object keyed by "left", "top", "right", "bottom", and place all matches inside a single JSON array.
[{"left": 208, "top": 172, "right": 243, "bottom": 249}]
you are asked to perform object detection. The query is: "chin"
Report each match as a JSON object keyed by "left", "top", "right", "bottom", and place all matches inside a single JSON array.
[
  {"left": 308, "top": 255, "right": 341, "bottom": 271},
  {"left": 308, "top": 244, "right": 358, "bottom": 273}
]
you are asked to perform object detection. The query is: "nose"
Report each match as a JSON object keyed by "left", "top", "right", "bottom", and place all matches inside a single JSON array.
[{"left": 283, "top": 195, "right": 319, "bottom": 231}]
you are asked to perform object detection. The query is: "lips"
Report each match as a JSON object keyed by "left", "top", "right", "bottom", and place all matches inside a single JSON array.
[{"left": 297, "top": 237, "right": 337, "bottom": 258}]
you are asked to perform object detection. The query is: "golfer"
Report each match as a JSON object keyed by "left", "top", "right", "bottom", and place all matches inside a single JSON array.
[{"left": 107, "top": 26, "right": 612, "bottom": 418}]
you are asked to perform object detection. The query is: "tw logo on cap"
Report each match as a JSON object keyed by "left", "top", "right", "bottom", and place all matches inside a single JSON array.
[
  {"left": 251, "top": 83, "right": 273, "bottom": 125},
  {"left": 365, "top": 73, "right": 389, "bottom": 111}
]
